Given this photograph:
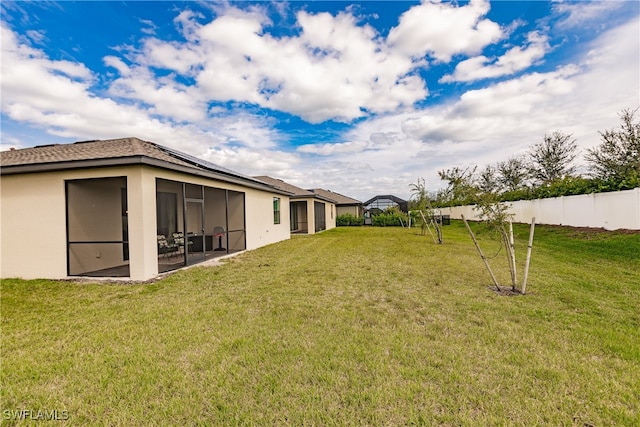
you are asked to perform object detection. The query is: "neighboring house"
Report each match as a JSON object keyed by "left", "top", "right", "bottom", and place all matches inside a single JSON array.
[
  {"left": 0, "top": 137, "right": 291, "bottom": 281},
  {"left": 308, "top": 188, "right": 363, "bottom": 218},
  {"left": 363, "top": 195, "right": 409, "bottom": 214},
  {"left": 254, "top": 176, "right": 337, "bottom": 234}
]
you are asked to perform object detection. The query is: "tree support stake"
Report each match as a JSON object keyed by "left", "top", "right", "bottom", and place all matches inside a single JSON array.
[{"left": 462, "top": 215, "right": 500, "bottom": 290}]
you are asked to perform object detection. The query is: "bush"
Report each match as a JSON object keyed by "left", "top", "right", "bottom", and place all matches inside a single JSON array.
[
  {"left": 336, "top": 213, "right": 364, "bottom": 226},
  {"left": 500, "top": 175, "right": 639, "bottom": 202},
  {"left": 372, "top": 212, "right": 407, "bottom": 227}
]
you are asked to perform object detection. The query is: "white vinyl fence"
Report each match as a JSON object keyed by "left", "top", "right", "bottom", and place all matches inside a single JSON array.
[{"left": 441, "top": 188, "right": 640, "bottom": 231}]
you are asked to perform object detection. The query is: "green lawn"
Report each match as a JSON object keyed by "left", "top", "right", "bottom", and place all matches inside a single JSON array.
[{"left": 2, "top": 222, "right": 639, "bottom": 426}]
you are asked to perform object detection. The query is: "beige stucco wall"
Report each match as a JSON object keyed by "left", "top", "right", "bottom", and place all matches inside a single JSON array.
[
  {"left": 306, "top": 199, "right": 317, "bottom": 234},
  {"left": 128, "top": 168, "right": 159, "bottom": 280},
  {"left": 1, "top": 168, "right": 130, "bottom": 280},
  {"left": 1, "top": 165, "right": 290, "bottom": 281},
  {"left": 325, "top": 202, "right": 337, "bottom": 231},
  {"left": 337, "top": 205, "right": 359, "bottom": 217},
  {"left": 245, "top": 192, "right": 290, "bottom": 250},
  {"left": 1, "top": 172, "right": 66, "bottom": 279}
]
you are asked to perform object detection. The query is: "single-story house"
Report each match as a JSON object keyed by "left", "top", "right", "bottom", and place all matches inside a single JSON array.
[
  {"left": 254, "top": 176, "right": 337, "bottom": 234},
  {"left": 308, "top": 188, "right": 363, "bottom": 218},
  {"left": 0, "top": 137, "right": 291, "bottom": 281}
]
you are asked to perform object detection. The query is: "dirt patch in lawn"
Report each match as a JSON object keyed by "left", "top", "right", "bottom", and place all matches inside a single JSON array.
[{"left": 489, "top": 286, "right": 524, "bottom": 296}]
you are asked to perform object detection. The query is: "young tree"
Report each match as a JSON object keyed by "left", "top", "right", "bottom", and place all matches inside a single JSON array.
[
  {"left": 585, "top": 108, "right": 640, "bottom": 186},
  {"left": 409, "top": 177, "right": 429, "bottom": 211},
  {"left": 497, "top": 156, "right": 529, "bottom": 192},
  {"left": 437, "top": 166, "right": 477, "bottom": 205},
  {"left": 528, "top": 131, "right": 578, "bottom": 184},
  {"left": 409, "top": 177, "right": 442, "bottom": 243}
]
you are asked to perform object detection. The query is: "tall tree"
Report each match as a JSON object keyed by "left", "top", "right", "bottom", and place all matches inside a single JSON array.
[
  {"left": 585, "top": 108, "right": 640, "bottom": 185},
  {"left": 497, "top": 156, "right": 529, "bottom": 192},
  {"left": 528, "top": 131, "right": 578, "bottom": 184},
  {"left": 477, "top": 165, "right": 500, "bottom": 194}
]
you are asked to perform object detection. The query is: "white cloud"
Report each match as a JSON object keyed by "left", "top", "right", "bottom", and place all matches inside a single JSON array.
[
  {"left": 297, "top": 140, "right": 369, "bottom": 155},
  {"left": 103, "top": 55, "right": 130, "bottom": 76},
  {"left": 441, "top": 31, "right": 550, "bottom": 83},
  {"left": 25, "top": 29, "right": 46, "bottom": 44},
  {"left": 141, "top": 38, "right": 202, "bottom": 75},
  {"left": 101, "top": 1, "right": 507, "bottom": 125},
  {"left": 0, "top": 23, "right": 287, "bottom": 167},
  {"left": 203, "top": 112, "right": 281, "bottom": 149},
  {"left": 2, "top": 4, "right": 637, "bottom": 203},
  {"left": 107, "top": 64, "right": 206, "bottom": 122},
  {"left": 552, "top": 0, "right": 626, "bottom": 29},
  {"left": 387, "top": 0, "right": 503, "bottom": 62},
  {"left": 185, "top": 6, "right": 427, "bottom": 123},
  {"left": 1, "top": 25, "right": 93, "bottom": 107},
  {"left": 205, "top": 146, "right": 301, "bottom": 179},
  {"left": 139, "top": 19, "right": 157, "bottom": 35},
  {"left": 293, "top": 17, "right": 638, "bottom": 199},
  {"left": 0, "top": 0, "right": 507, "bottom": 136}
]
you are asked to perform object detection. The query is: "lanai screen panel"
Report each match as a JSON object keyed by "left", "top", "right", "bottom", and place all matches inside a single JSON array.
[
  {"left": 204, "top": 187, "right": 227, "bottom": 234},
  {"left": 156, "top": 178, "right": 247, "bottom": 273},
  {"left": 226, "top": 190, "right": 246, "bottom": 252},
  {"left": 366, "top": 198, "right": 397, "bottom": 212},
  {"left": 204, "top": 187, "right": 227, "bottom": 253},
  {"left": 156, "top": 179, "right": 184, "bottom": 238},
  {"left": 291, "top": 201, "right": 308, "bottom": 233},
  {"left": 314, "top": 201, "right": 326, "bottom": 232},
  {"left": 66, "top": 177, "right": 129, "bottom": 277}
]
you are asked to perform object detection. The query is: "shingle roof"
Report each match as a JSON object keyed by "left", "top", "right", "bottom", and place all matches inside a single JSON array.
[
  {"left": 0, "top": 137, "right": 288, "bottom": 194},
  {"left": 308, "top": 188, "right": 362, "bottom": 205},
  {"left": 254, "top": 176, "right": 340, "bottom": 204},
  {"left": 253, "top": 176, "right": 315, "bottom": 197},
  {"left": 1, "top": 137, "right": 194, "bottom": 168}
]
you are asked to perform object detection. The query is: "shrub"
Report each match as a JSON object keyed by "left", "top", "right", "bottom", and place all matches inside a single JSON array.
[
  {"left": 372, "top": 212, "right": 407, "bottom": 227},
  {"left": 336, "top": 213, "right": 364, "bottom": 226}
]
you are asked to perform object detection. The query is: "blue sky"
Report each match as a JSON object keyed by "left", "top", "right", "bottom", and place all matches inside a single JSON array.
[{"left": 1, "top": 1, "right": 638, "bottom": 200}]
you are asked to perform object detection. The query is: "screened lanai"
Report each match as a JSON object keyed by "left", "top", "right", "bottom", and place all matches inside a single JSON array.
[
  {"left": 65, "top": 176, "right": 246, "bottom": 277},
  {"left": 155, "top": 178, "right": 246, "bottom": 273},
  {"left": 290, "top": 201, "right": 308, "bottom": 233},
  {"left": 66, "top": 176, "right": 130, "bottom": 277}
]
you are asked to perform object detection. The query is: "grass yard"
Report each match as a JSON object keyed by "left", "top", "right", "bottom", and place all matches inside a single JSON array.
[{"left": 1, "top": 221, "right": 639, "bottom": 426}]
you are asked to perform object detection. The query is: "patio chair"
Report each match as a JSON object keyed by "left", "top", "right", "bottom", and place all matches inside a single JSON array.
[
  {"left": 172, "top": 232, "right": 192, "bottom": 255},
  {"left": 157, "top": 234, "right": 179, "bottom": 258}
]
